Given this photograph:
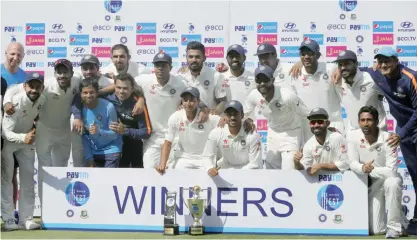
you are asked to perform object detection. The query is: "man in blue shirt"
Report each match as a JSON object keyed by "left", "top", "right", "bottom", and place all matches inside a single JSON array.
[
  {"left": 363, "top": 47, "right": 417, "bottom": 225},
  {"left": 79, "top": 78, "right": 123, "bottom": 167},
  {"left": 1, "top": 42, "right": 26, "bottom": 86}
]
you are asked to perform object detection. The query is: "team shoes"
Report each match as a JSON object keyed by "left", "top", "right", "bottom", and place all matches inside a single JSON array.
[{"left": 3, "top": 211, "right": 41, "bottom": 231}]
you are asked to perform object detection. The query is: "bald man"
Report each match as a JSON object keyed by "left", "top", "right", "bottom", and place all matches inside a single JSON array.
[{"left": 2, "top": 42, "right": 26, "bottom": 86}]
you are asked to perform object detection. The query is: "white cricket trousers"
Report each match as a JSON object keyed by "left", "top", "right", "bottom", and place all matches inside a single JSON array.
[
  {"left": 70, "top": 115, "right": 85, "bottom": 167},
  {"left": 368, "top": 176, "right": 404, "bottom": 234},
  {"left": 171, "top": 153, "right": 204, "bottom": 169},
  {"left": 143, "top": 135, "right": 177, "bottom": 169},
  {"left": 265, "top": 128, "right": 302, "bottom": 169},
  {"left": 1, "top": 141, "right": 35, "bottom": 222}
]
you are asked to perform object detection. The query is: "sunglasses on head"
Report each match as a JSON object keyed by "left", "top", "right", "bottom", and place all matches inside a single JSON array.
[{"left": 309, "top": 119, "right": 327, "bottom": 125}]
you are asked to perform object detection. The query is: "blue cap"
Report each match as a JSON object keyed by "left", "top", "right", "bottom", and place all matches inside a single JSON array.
[
  {"left": 227, "top": 44, "right": 245, "bottom": 55},
  {"left": 334, "top": 50, "right": 358, "bottom": 62},
  {"left": 152, "top": 52, "right": 172, "bottom": 63},
  {"left": 224, "top": 100, "right": 243, "bottom": 113},
  {"left": 307, "top": 107, "right": 329, "bottom": 120},
  {"left": 25, "top": 72, "right": 44, "bottom": 83},
  {"left": 254, "top": 43, "right": 276, "bottom": 56},
  {"left": 374, "top": 46, "right": 398, "bottom": 59},
  {"left": 180, "top": 87, "right": 200, "bottom": 99},
  {"left": 255, "top": 65, "right": 274, "bottom": 79},
  {"left": 299, "top": 39, "right": 320, "bottom": 53}
]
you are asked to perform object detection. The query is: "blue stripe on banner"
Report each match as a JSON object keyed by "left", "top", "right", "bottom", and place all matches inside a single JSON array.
[{"left": 42, "top": 223, "right": 368, "bottom": 236}]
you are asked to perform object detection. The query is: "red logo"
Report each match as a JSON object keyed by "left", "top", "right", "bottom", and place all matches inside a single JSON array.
[
  {"left": 136, "top": 35, "right": 156, "bottom": 45},
  {"left": 326, "top": 46, "right": 347, "bottom": 57},
  {"left": 26, "top": 35, "right": 45, "bottom": 46},
  {"left": 92, "top": 47, "right": 111, "bottom": 58},
  {"left": 205, "top": 47, "right": 224, "bottom": 58},
  {"left": 373, "top": 34, "right": 394, "bottom": 45},
  {"left": 257, "top": 34, "right": 277, "bottom": 45}
]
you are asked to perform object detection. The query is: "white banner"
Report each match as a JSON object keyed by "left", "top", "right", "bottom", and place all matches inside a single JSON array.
[{"left": 42, "top": 168, "right": 368, "bottom": 235}]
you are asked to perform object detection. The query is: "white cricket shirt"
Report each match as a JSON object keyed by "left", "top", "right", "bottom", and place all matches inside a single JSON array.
[
  {"left": 273, "top": 61, "right": 295, "bottom": 89},
  {"left": 301, "top": 131, "right": 349, "bottom": 171},
  {"left": 244, "top": 85, "right": 310, "bottom": 132},
  {"left": 291, "top": 62, "right": 342, "bottom": 122},
  {"left": 135, "top": 73, "right": 186, "bottom": 138},
  {"left": 177, "top": 65, "right": 227, "bottom": 109},
  {"left": 347, "top": 129, "right": 398, "bottom": 179},
  {"left": 221, "top": 68, "right": 256, "bottom": 103},
  {"left": 202, "top": 125, "right": 262, "bottom": 169},
  {"left": 2, "top": 90, "right": 45, "bottom": 143},
  {"left": 336, "top": 70, "right": 386, "bottom": 131},
  {"left": 166, "top": 109, "right": 220, "bottom": 159}
]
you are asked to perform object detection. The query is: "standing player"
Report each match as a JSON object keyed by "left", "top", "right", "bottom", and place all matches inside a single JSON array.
[
  {"left": 107, "top": 73, "right": 152, "bottom": 168},
  {"left": 203, "top": 100, "right": 262, "bottom": 175},
  {"left": 135, "top": 52, "right": 208, "bottom": 168},
  {"left": 1, "top": 73, "right": 45, "bottom": 230},
  {"left": 244, "top": 66, "right": 309, "bottom": 169},
  {"left": 348, "top": 106, "right": 405, "bottom": 237},
  {"left": 294, "top": 108, "right": 349, "bottom": 175},
  {"left": 156, "top": 87, "right": 220, "bottom": 172},
  {"left": 289, "top": 39, "right": 342, "bottom": 141},
  {"left": 332, "top": 50, "right": 386, "bottom": 131},
  {"left": 79, "top": 78, "right": 123, "bottom": 168},
  {"left": 177, "top": 41, "right": 227, "bottom": 114}
]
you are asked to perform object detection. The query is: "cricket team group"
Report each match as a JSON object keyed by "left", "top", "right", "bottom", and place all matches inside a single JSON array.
[{"left": 1, "top": 38, "right": 417, "bottom": 238}]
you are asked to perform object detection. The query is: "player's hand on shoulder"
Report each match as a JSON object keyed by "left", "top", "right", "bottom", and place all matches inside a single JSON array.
[{"left": 243, "top": 118, "right": 255, "bottom": 134}]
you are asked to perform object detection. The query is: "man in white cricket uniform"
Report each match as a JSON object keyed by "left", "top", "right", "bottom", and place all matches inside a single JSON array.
[
  {"left": 294, "top": 108, "right": 349, "bottom": 175},
  {"left": 289, "top": 40, "right": 343, "bottom": 142},
  {"left": 221, "top": 44, "right": 256, "bottom": 103},
  {"left": 203, "top": 100, "right": 262, "bottom": 174},
  {"left": 135, "top": 53, "right": 207, "bottom": 168},
  {"left": 332, "top": 50, "right": 386, "bottom": 132},
  {"left": 177, "top": 41, "right": 227, "bottom": 113},
  {"left": 347, "top": 106, "right": 405, "bottom": 238},
  {"left": 1, "top": 73, "right": 45, "bottom": 230},
  {"left": 244, "top": 66, "right": 309, "bottom": 169},
  {"left": 156, "top": 87, "right": 220, "bottom": 171}
]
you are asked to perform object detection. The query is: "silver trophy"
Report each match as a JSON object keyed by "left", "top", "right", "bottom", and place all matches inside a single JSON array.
[
  {"left": 182, "top": 185, "right": 210, "bottom": 235},
  {"left": 163, "top": 191, "right": 179, "bottom": 235}
]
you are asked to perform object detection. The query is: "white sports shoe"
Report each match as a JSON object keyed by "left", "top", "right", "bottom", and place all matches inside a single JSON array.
[
  {"left": 385, "top": 229, "right": 400, "bottom": 239},
  {"left": 3, "top": 219, "right": 18, "bottom": 231},
  {"left": 19, "top": 218, "right": 41, "bottom": 230}
]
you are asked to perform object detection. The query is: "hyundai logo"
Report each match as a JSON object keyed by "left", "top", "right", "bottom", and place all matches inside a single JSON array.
[
  {"left": 400, "top": 22, "right": 413, "bottom": 28},
  {"left": 163, "top": 23, "right": 175, "bottom": 30},
  {"left": 73, "top": 47, "right": 85, "bottom": 53},
  {"left": 284, "top": 22, "right": 296, "bottom": 29},
  {"left": 52, "top": 24, "right": 63, "bottom": 30}
]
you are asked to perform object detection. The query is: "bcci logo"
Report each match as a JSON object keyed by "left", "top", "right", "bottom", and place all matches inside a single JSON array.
[
  {"left": 317, "top": 184, "right": 344, "bottom": 211},
  {"left": 65, "top": 181, "right": 90, "bottom": 207}
]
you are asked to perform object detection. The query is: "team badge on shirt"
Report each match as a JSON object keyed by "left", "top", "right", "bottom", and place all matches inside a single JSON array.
[
  {"left": 376, "top": 146, "right": 381, "bottom": 152},
  {"left": 279, "top": 73, "right": 285, "bottom": 79},
  {"left": 275, "top": 101, "right": 282, "bottom": 109},
  {"left": 240, "top": 140, "right": 246, "bottom": 146},
  {"left": 223, "top": 139, "right": 230, "bottom": 148},
  {"left": 245, "top": 80, "right": 251, "bottom": 86},
  {"left": 360, "top": 86, "right": 367, "bottom": 92},
  {"left": 97, "top": 115, "right": 102, "bottom": 121},
  {"left": 198, "top": 124, "right": 204, "bottom": 129},
  {"left": 170, "top": 89, "right": 176, "bottom": 95},
  {"left": 38, "top": 104, "right": 42, "bottom": 110},
  {"left": 322, "top": 74, "right": 329, "bottom": 80},
  {"left": 204, "top": 80, "right": 210, "bottom": 87},
  {"left": 179, "top": 122, "right": 185, "bottom": 131},
  {"left": 360, "top": 139, "right": 366, "bottom": 148},
  {"left": 22, "top": 110, "right": 27, "bottom": 117},
  {"left": 325, "top": 145, "right": 330, "bottom": 151}
]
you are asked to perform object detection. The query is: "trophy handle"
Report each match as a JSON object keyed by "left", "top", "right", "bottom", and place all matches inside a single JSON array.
[{"left": 182, "top": 188, "right": 189, "bottom": 210}]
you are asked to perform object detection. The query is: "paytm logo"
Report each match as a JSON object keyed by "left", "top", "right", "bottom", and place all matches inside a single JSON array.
[
  {"left": 257, "top": 22, "right": 278, "bottom": 33},
  {"left": 115, "top": 25, "right": 134, "bottom": 31},
  {"left": 234, "top": 25, "right": 255, "bottom": 31},
  {"left": 136, "top": 23, "right": 157, "bottom": 34},
  {"left": 69, "top": 35, "right": 89, "bottom": 46},
  {"left": 204, "top": 37, "right": 224, "bottom": 44},
  {"left": 159, "top": 47, "right": 179, "bottom": 58},
  {"left": 181, "top": 34, "right": 202, "bottom": 46},
  {"left": 47, "top": 47, "right": 67, "bottom": 58},
  {"left": 303, "top": 34, "right": 324, "bottom": 45},
  {"left": 26, "top": 23, "right": 45, "bottom": 34},
  {"left": 350, "top": 24, "right": 370, "bottom": 30},
  {"left": 66, "top": 171, "right": 88, "bottom": 179},
  {"left": 373, "top": 21, "right": 394, "bottom": 33},
  {"left": 319, "top": 174, "right": 343, "bottom": 182},
  {"left": 25, "top": 62, "right": 44, "bottom": 68},
  {"left": 396, "top": 45, "right": 417, "bottom": 57},
  {"left": 326, "top": 37, "right": 346, "bottom": 43},
  {"left": 4, "top": 26, "right": 23, "bottom": 32},
  {"left": 280, "top": 46, "right": 300, "bottom": 58}
]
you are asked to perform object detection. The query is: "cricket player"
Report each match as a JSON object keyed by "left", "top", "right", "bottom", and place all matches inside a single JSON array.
[
  {"left": 135, "top": 52, "right": 208, "bottom": 168},
  {"left": 106, "top": 73, "right": 152, "bottom": 168},
  {"left": 1, "top": 72, "right": 45, "bottom": 230},
  {"left": 333, "top": 50, "right": 386, "bottom": 131},
  {"left": 347, "top": 106, "right": 405, "bottom": 237},
  {"left": 156, "top": 87, "right": 220, "bottom": 172},
  {"left": 203, "top": 100, "right": 262, "bottom": 175},
  {"left": 294, "top": 108, "right": 349, "bottom": 175},
  {"left": 289, "top": 39, "right": 342, "bottom": 141},
  {"left": 360, "top": 47, "right": 417, "bottom": 225},
  {"left": 221, "top": 44, "right": 256, "bottom": 103},
  {"left": 244, "top": 66, "right": 309, "bottom": 169},
  {"left": 101, "top": 44, "right": 151, "bottom": 78},
  {"left": 177, "top": 41, "right": 227, "bottom": 114},
  {"left": 79, "top": 78, "right": 123, "bottom": 168}
]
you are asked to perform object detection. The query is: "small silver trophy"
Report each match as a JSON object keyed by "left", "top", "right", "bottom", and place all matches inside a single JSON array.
[
  {"left": 182, "top": 185, "right": 210, "bottom": 235},
  {"left": 163, "top": 191, "right": 179, "bottom": 235}
]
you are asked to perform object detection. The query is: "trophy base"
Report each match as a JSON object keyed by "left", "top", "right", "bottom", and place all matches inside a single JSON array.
[
  {"left": 163, "top": 224, "right": 179, "bottom": 236},
  {"left": 189, "top": 226, "right": 205, "bottom": 235}
]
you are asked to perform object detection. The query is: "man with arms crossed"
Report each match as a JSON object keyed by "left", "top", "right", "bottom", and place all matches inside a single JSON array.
[
  {"left": 348, "top": 106, "right": 405, "bottom": 238},
  {"left": 294, "top": 108, "right": 349, "bottom": 175},
  {"left": 244, "top": 65, "right": 309, "bottom": 169},
  {"left": 1, "top": 73, "right": 45, "bottom": 230},
  {"left": 156, "top": 87, "right": 220, "bottom": 172},
  {"left": 79, "top": 78, "right": 123, "bottom": 168},
  {"left": 204, "top": 100, "right": 262, "bottom": 175}
]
